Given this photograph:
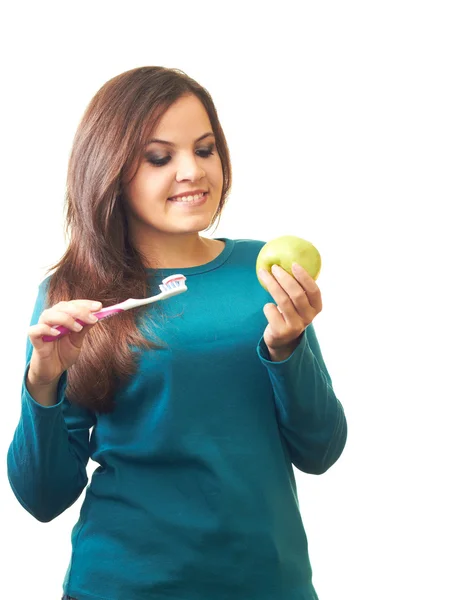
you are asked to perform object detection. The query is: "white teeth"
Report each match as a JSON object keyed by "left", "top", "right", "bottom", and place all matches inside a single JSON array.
[{"left": 170, "top": 192, "right": 205, "bottom": 203}]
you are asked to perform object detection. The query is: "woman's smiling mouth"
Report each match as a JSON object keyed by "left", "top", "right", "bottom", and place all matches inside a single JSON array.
[{"left": 167, "top": 191, "right": 208, "bottom": 205}]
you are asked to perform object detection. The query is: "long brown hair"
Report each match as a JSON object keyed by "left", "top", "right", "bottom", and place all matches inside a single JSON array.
[{"left": 46, "top": 66, "right": 232, "bottom": 414}]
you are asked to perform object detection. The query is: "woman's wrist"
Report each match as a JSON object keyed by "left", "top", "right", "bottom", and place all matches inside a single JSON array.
[
  {"left": 26, "top": 369, "right": 62, "bottom": 407},
  {"left": 267, "top": 338, "right": 300, "bottom": 362}
]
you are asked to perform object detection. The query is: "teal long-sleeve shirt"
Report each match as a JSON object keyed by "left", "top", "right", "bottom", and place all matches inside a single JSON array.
[{"left": 7, "top": 238, "right": 347, "bottom": 600}]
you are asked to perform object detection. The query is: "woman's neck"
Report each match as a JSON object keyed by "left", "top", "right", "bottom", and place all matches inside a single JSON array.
[{"left": 135, "top": 234, "right": 224, "bottom": 269}]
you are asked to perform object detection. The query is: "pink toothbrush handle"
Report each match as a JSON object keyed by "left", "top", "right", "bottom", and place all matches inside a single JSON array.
[{"left": 41, "top": 307, "right": 124, "bottom": 342}]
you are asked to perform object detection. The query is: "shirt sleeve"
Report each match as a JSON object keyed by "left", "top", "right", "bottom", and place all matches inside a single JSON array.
[
  {"left": 257, "top": 324, "right": 347, "bottom": 474},
  {"left": 6, "top": 279, "right": 96, "bottom": 522}
]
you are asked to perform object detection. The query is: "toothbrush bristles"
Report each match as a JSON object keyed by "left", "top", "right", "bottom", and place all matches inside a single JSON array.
[{"left": 159, "top": 275, "right": 187, "bottom": 294}]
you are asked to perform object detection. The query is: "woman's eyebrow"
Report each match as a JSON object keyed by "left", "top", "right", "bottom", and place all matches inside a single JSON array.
[{"left": 146, "top": 132, "right": 215, "bottom": 147}]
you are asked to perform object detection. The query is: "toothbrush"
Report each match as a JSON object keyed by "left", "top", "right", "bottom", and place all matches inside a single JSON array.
[{"left": 42, "top": 274, "right": 187, "bottom": 342}]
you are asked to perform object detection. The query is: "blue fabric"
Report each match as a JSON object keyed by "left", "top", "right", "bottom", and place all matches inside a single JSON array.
[{"left": 8, "top": 238, "right": 346, "bottom": 600}]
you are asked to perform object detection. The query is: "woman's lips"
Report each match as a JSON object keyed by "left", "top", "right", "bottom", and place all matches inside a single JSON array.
[{"left": 167, "top": 191, "right": 208, "bottom": 207}]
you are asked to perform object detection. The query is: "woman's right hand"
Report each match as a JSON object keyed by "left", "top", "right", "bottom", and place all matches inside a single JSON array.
[{"left": 27, "top": 299, "right": 103, "bottom": 387}]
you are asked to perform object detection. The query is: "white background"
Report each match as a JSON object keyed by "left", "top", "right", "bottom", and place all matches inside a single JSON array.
[{"left": 1, "top": 1, "right": 475, "bottom": 599}]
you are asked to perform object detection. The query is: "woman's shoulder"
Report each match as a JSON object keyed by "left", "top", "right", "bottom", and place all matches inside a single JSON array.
[
  {"left": 36, "top": 273, "right": 54, "bottom": 296},
  {"left": 228, "top": 238, "right": 266, "bottom": 251},
  {"left": 223, "top": 238, "right": 266, "bottom": 263}
]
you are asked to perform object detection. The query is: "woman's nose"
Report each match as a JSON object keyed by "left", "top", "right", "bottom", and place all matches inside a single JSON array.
[{"left": 175, "top": 153, "right": 205, "bottom": 182}]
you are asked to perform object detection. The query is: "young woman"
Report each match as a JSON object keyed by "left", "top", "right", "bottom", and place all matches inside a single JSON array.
[{"left": 7, "top": 66, "right": 347, "bottom": 600}]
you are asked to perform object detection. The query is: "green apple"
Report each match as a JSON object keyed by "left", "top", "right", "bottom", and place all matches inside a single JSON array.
[{"left": 256, "top": 235, "right": 321, "bottom": 290}]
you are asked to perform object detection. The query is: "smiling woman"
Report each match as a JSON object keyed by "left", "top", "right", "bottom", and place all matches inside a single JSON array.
[
  {"left": 123, "top": 95, "right": 225, "bottom": 262},
  {"left": 6, "top": 66, "right": 347, "bottom": 600}
]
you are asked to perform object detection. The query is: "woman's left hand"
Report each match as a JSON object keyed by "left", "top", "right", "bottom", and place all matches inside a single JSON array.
[{"left": 259, "top": 263, "right": 322, "bottom": 362}]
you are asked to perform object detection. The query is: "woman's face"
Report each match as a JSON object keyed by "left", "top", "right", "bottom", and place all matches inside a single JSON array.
[{"left": 123, "top": 94, "right": 224, "bottom": 241}]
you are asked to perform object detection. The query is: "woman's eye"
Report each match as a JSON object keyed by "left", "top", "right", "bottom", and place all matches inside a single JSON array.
[
  {"left": 196, "top": 144, "right": 215, "bottom": 158},
  {"left": 147, "top": 155, "right": 171, "bottom": 167},
  {"left": 145, "top": 144, "right": 215, "bottom": 166}
]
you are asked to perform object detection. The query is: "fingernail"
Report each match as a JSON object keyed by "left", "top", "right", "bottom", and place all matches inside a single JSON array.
[
  {"left": 292, "top": 263, "right": 301, "bottom": 273},
  {"left": 92, "top": 302, "right": 102, "bottom": 310},
  {"left": 271, "top": 264, "right": 280, "bottom": 276},
  {"left": 88, "top": 314, "right": 99, "bottom": 323},
  {"left": 258, "top": 268, "right": 268, "bottom": 278},
  {"left": 50, "top": 327, "right": 61, "bottom": 336},
  {"left": 73, "top": 322, "right": 83, "bottom": 332}
]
